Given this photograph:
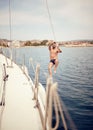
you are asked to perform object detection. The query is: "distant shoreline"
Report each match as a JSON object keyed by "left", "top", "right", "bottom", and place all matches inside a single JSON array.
[
  {"left": 0, "top": 39, "right": 93, "bottom": 47},
  {"left": 1, "top": 45, "right": 93, "bottom": 49},
  {"left": 60, "top": 44, "right": 93, "bottom": 47}
]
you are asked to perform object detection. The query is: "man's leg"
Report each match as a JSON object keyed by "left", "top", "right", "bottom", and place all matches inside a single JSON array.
[
  {"left": 48, "top": 62, "right": 53, "bottom": 77},
  {"left": 54, "top": 59, "right": 59, "bottom": 73}
]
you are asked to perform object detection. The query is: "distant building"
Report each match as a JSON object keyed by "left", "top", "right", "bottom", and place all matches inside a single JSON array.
[{"left": 12, "top": 40, "right": 20, "bottom": 47}]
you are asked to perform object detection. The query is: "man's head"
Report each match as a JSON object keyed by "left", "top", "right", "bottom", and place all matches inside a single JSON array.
[{"left": 48, "top": 41, "right": 56, "bottom": 50}]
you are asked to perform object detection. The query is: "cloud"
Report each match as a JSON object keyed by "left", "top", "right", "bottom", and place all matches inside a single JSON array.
[
  {"left": 0, "top": 10, "right": 49, "bottom": 26},
  {"left": 0, "top": 0, "right": 93, "bottom": 40},
  {"left": 51, "top": 0, "right": 93, "bottom": 26}
]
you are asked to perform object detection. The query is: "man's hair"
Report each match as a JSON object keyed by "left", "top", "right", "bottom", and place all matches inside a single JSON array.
[{"left": 48, "top": 42, "right": 56, "bottom": 50}]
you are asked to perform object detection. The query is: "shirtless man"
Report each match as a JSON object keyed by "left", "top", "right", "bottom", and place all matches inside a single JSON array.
[{"left": 48, "top": 42, "right": 62, "bottom": 77}]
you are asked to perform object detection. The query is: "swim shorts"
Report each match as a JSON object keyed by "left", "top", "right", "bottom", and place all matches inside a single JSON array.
[{"left": 50, "top": 59, "right": 56, "bottom": 65}]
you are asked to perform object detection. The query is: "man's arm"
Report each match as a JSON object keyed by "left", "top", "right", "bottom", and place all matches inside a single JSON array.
[
  {"left": 57, "top": 47, "right": 62, "bottom": 53},
  {"left": 56, "top": 43, "right": 62, "bottom": 53}
]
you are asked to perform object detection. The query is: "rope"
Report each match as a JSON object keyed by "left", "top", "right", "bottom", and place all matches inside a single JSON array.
[
  {"left": 0, "top": 64, "right": 8, "bottom": 130},
  {"left": 60, "top": 100, "right": 78, "bottom": 130},
  {"left": 29, "top": 58, "right": 35, "bottom": 73},
  {"left": 29, "top": 57, "right": 48, "bottom": 79},
  {"left": 52, "top": 65, "right": 78, "bottom": 130},
  {"left": 44, "top": 77, "right": 68, "bottom": 130},
  {"left": 44, "top": 77, "right": 53, "bottom": 130},
  {"left": 0, "top": 64, "right": 9, "bottom": 106},
  {"left": 1, "top": 65, "right": 6, "bottom": 105},
  {"left": 54, "top": 89, "right": 67, "bottom": 130},
  {"left": 45, "top": 0, "right": 56, "bottom": 41},
  {"left": 32, "top": 64, "right": 40, "bottom": 107},
  {"left": 0, "top": 106, "right": 5, "bottom": 130}
]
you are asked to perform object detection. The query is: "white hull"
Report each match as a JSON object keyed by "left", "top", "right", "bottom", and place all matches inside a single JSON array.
[{"left": 0, "top": 54, "right": 44, "bottom": 130}]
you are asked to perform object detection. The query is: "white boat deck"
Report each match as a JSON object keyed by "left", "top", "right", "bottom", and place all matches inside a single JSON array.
[{"left": 0, "top": 54, "right": 43, "bottom": 130}]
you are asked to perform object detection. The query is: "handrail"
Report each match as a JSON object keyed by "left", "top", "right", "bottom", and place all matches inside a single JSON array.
[
  {"left": 0, "top": 64, "right": 3, "bottom": 101},
  {"left": 0, "top": 64, "right": 9, "bottom": 106}
]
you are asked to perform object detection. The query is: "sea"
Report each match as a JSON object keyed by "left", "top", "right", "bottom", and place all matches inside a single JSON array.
[{"left": 3, "top": 46, "right": 93, "bottom": 130}]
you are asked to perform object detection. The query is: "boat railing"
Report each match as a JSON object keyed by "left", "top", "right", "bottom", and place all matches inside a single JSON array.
[
  {"left": 0, "top": 64, "right": 4, "bottom": 103},
  {"left": 0, "top": 64, "right": 9, "bottom": 106},
  {"left": 31, "top": 61, "right": 68, "bottom": 130},
  {"left": 32, "top": 64, "right": 40, "bottom": 107},
  {"left": 43, "top": 77, "right": 68, "bottom": 130}
]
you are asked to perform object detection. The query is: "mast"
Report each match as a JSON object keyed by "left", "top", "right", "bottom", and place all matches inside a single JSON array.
[
  {"left": 9, "top": 0, "right": 11, "bottom": 42},
  {"left": 9, "top": 0, "right": 13, "bottom": 67}
]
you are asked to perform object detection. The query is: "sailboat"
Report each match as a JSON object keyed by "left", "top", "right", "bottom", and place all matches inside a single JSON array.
[
  {"left": 0, "top": 0, "right": 77, "bottom": 130},
  {"left": 0, "top": 49, "right": 68, "bottom": 130}
]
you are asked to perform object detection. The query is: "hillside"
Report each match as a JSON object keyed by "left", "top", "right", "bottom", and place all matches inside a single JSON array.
[{"left": 0, "top": 39, "right": 93, "bottom": 47}]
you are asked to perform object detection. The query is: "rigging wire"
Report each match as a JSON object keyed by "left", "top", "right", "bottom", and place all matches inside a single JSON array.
[
  {"left": 9, "top": 0, "right": 13, "bottom": 67},
  {"left": 9, "top": 0, "right": 12, "bottom": 42},
  {"left": 45, "top": 0, "right": 56, "bottom": 41}
]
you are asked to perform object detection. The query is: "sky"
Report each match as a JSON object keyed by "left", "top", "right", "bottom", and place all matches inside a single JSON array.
[{"left": 0, "top": 0, "right": 93, "bottom": 41}]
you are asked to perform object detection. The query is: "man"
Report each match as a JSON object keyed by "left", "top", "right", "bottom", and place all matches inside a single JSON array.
[{"left": 48, "top": 41, "right": 62, "bottom": 77}]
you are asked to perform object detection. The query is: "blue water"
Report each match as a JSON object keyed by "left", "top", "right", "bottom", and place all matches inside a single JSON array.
[{"left": 3, "top": 47, "right": 93, "bottom": 130}]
